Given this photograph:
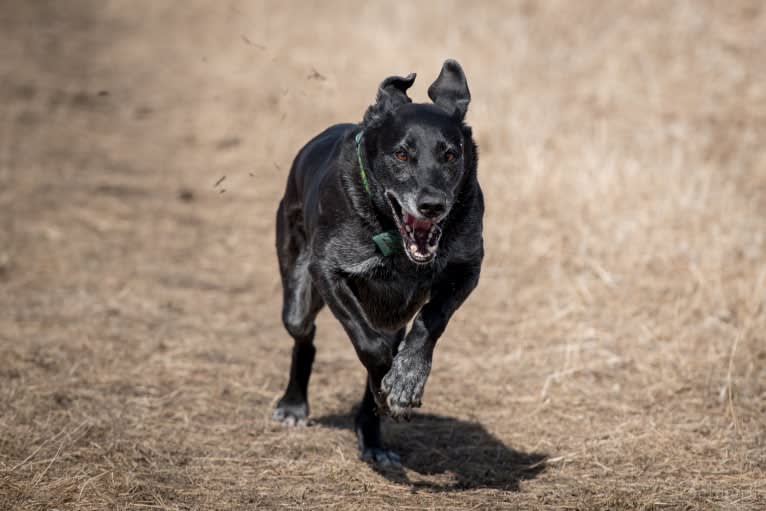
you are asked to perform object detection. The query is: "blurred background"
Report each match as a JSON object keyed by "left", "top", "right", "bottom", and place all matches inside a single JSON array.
[{"left": 1, "top": 1, "right": 764, "bottom": 509}]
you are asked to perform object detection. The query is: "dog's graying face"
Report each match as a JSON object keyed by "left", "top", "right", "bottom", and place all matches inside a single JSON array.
[
  {"left": 375, "top": 105, "right": 465, "bottom": 264},
  {"left": 363, "top": 60, "right": 472, "bottom": 264}
]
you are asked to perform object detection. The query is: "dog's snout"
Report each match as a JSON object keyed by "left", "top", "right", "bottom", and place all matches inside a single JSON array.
[{"left": 416, "top": 190, "right": 447, "bottom": 219}]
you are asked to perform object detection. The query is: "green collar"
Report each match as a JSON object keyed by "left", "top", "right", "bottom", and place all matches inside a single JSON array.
[
  {"left": 354, "top": 131, "right": 371, "bottom": 194},
  {"left": 355, "top": 131, "right": 401, "bottom": 256},
  {"left": 372, "top": 231, "right": 401, "bottom": 257}
]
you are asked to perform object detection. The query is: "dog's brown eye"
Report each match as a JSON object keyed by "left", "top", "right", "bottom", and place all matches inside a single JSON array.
[
  {"left": 395, "top": 150, "right": 409, "bottom": 162},
  {"left": 445, "top": 150, "right": 457, "bottom": 162}
]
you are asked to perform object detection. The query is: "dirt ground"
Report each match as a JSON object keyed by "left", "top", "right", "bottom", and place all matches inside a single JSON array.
[{"left": 1, "top": 1, "right": 765, "bottom": 510}]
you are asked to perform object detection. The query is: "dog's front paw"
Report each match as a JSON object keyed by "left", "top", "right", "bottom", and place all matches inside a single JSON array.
[{"left": 380, "top": 352, "right": 431, "bottom": 419}]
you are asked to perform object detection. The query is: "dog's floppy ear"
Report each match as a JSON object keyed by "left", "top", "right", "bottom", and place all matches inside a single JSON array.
[
  {"left": 363, "top": 73, "right": 416, "bottom": 126},
  {"left": 427, "top": 59, "right": 470, "bottom": 119}
]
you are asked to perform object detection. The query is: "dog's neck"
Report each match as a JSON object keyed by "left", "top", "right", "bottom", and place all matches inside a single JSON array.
[{"left": 352, "top": 130, "right": 402, "bottom": 257}]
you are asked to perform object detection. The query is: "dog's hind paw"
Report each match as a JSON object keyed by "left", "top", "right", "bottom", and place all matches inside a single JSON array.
[
  {"left": 272, "top": 401, "right": 311, "bottom": 427},
  {"left": 360, "top": 447, "right": 401, "bottom": 468}
]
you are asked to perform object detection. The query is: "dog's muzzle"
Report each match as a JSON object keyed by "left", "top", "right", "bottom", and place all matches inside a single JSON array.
[{"left": 385, "top": 192, "right": 445, "bottom": 264}]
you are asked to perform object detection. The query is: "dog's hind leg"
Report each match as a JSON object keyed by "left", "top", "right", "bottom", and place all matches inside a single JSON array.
[{"left": 273, "top": 201, "right": 324, "bottom": 426}]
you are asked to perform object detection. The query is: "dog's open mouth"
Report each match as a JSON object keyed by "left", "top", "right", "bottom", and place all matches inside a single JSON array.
[{"left": 386, "top": 193, "right": 443, "bottom": 264}]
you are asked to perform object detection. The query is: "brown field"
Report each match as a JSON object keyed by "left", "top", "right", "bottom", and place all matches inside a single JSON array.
[{"left": 1, "top": 1, "right": 765, "bottom": 509}]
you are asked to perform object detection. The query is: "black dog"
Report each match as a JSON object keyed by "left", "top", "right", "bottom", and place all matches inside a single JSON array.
[{"left": 273, "top": 60, "right": 484, "bottom": 465}]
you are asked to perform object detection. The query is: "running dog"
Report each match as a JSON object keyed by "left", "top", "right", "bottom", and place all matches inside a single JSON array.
[{"left": 273, "top": 60, "right": 484, "bottom": 465}]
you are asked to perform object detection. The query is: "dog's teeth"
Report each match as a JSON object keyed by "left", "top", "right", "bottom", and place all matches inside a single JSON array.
[
  {"left": 405, "top": 225, "right": 412, "bottom": 234},
  {"left": 410, "top": 243, "right": 418, "bottom": 253}
]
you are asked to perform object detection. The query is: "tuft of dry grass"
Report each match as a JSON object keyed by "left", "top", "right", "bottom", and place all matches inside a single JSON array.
[{"left": 1, "top": 1, "right": 765, "bottom": 509}]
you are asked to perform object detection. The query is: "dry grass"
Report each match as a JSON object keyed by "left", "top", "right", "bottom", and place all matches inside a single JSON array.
[{"left": 1, "top": 1, "right": 765, "bottom": 509}]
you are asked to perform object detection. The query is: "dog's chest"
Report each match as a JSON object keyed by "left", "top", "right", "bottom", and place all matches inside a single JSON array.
[{"left": 348, "top": 268, "right": 432, "bottom": 332}]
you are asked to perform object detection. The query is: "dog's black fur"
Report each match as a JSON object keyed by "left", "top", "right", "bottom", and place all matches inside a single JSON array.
[{"left": 273, "top": 60, "right": 484, "bottom": 466}]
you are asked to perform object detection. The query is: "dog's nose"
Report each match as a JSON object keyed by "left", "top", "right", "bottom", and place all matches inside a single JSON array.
[{"left": 416, "top": 191, "right": 447, "bottom": 219}]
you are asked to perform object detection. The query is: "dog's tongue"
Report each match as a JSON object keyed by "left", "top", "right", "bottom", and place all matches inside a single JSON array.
[
  {"left": 404, "top": 213, "right": 432, "bottom": 232},
  {"left": 404, "top": 213, "right": 432, "bottom": 230},
  {"left": 404, "top": 213, "right": 433, "bottom": 248}
]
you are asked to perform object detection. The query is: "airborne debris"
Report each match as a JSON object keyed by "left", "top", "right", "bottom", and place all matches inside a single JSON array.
[
  {"left": 241, "top": 35, "right": 266, "bottom": 50},
  {"left": 214, "top": 175, "right": 226, "bottom": 188},
  {"left": 178, "top": 188, "right": 194, "bottom": 202},
  {"left": 307, "top": 68, "right": 326, "bottom": 81}
]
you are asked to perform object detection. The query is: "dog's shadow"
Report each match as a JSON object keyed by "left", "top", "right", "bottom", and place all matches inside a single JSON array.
[{"left": 315, "top": 411, "right": 547, "bottom": 491}]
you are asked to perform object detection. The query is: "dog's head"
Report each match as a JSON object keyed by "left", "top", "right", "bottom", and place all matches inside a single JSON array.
[{"left": 360, "top": 60, "right": 473, "bottom": 264}]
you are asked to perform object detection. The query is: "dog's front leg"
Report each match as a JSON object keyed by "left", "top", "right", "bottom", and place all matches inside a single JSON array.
[
  {"left": 309, "top": 264, "right": 395, "bottom": 410},
  {"left": 381, "top": 262, "right": 481, "bottom": 418}
]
